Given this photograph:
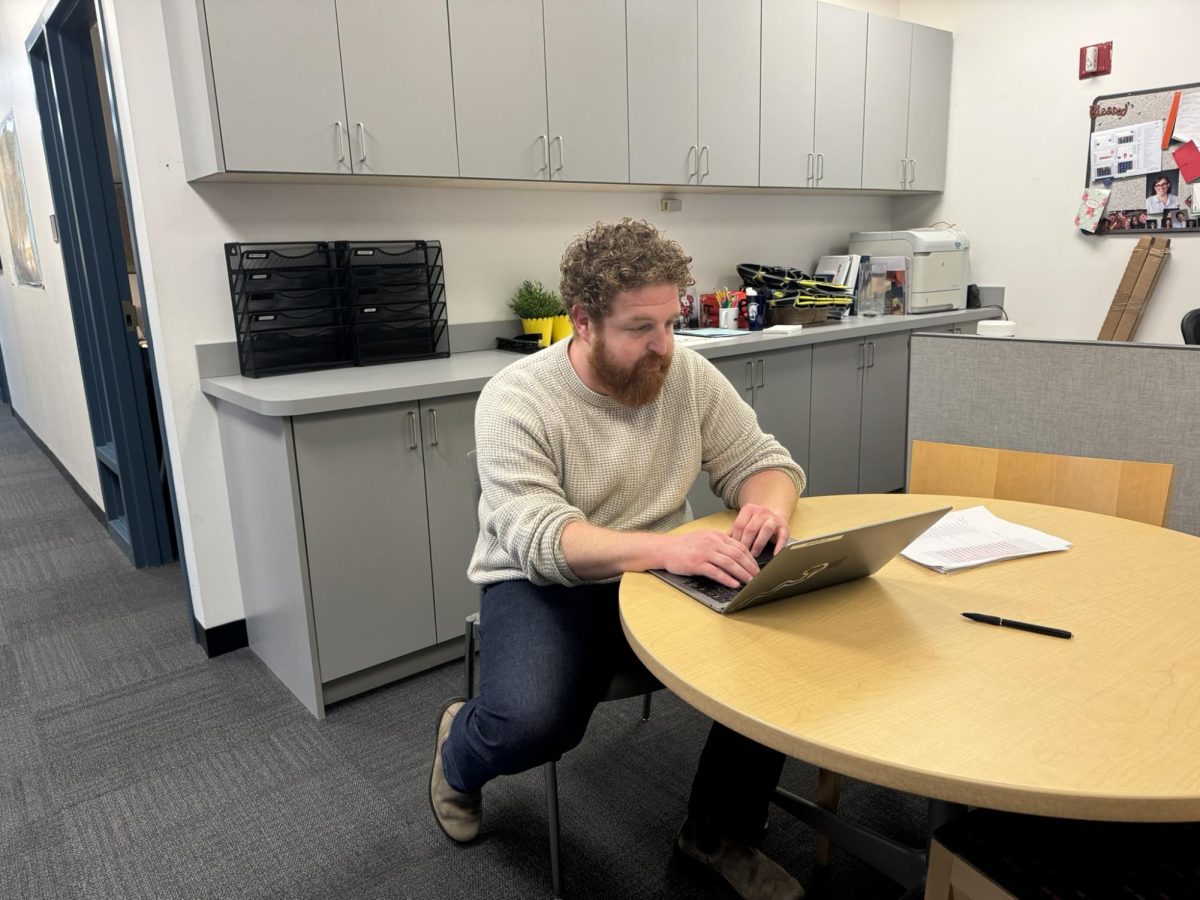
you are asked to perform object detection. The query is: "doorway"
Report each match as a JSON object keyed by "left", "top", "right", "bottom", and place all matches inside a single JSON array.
[{"left": 26, "top": 0, "right": 177, "bottom": 567}]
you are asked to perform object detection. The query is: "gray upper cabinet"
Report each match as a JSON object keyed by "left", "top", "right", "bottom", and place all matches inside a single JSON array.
[
  {"left": 861, "top": 15, "right": 913, "bottom": 191},
  {"left": 760, "top": 0, "right": 817, "bottom": 187},
  {"left": 812, "top": 3, "right": 867, "bottom": 189},
  {"left": 697, "top": 0, "right": 761, "bottom": 187},
  {"left": 202, "top": 0, "right": 352, "bottom": 174},
  {"left": 337, "top": 0, "right": 459, "bottom": 177},
  {"left": 449, "top": 0, "right": 550, "bottom": 180},
  {"left": 629, "top": 0, "right": 759, "bottom": 187},
  {"left": 905, "top": 24, "right": 953, "bottom": 191},
  {"left": 861, "top": 16, "right": 952, "bottom": 191},
  {"left": 543, "top": 0, "right": 629, "bottom": 183},
  {"left": 628, "top": 0, "right": 698, "bottom": 185}
]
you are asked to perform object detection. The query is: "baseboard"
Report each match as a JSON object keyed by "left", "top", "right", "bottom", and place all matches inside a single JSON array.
[
  {"left": 193, "top": 616, "right": 249, "bottom": 657},
  {"left": 11, "top": 408, "right": 106, "bottom": 528}
]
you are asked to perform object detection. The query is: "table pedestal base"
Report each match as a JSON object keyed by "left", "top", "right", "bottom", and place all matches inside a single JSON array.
[{"left": 773, "top": 788, "right": 965, "bottom": 891}]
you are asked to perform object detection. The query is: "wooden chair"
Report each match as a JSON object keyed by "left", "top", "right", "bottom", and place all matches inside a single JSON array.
[{"left": 893, "top": 442, "right": 1179, "bottom": 898}]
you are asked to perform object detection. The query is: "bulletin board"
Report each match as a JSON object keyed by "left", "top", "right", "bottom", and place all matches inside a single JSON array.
[{"left": 1083, "top": 81, "right": 1200, "bottom": 235}]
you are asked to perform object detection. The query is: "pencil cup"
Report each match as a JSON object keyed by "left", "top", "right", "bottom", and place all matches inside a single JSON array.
[{"left": 718, "top": 307, "right": 738, "bottom": 329}]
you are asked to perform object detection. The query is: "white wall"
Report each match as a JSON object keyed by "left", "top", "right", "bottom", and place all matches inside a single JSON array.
[
  {"left": 896, "top": 0, "right": 1200, "bottom": 343},
  {"left": 0, "top": 0, "right": 100, "bottom": 500}
]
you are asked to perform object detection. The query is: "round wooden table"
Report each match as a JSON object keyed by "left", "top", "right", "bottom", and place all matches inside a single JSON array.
[{"left": 619, "top": 494, "right": 1200, "bottom": 823}]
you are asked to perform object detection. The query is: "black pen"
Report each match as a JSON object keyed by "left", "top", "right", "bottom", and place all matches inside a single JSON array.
[{"left": 961, "top": 612, "right": 1072, "bottom": 640}]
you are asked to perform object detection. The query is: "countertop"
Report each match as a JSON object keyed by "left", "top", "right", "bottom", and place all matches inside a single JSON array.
[{"left": 200, "top": 308, "right": 1000, "bottom": 417}]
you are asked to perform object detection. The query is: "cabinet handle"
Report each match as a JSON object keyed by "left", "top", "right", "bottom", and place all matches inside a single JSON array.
[
  {"left": 857, "top": 343, "right": 865, "bottom": 369},
  {"left": 806, "top": 152, "right": 814, "bottom": 184},
  {"left": 867, "top": 341, "right": 876, "bottom": 368},
  {"left": 553, "top": 135, "right": 564, "bottom": 176},
  {"left": 407, "top": 411, "right": 418, "bottom": 450},
  {"left": 700, "top": 145, "right": 710, "bottom": 182},
  {"left": 355, "top": 122, "right": 366, "bottom": 164},
  {"left": 687, "top": 145, "right": 698, "bottom": 183},
  {"left": 900, "top": 157, "right": 908, "bottom": 186},
  {"left": 744, "top": 361, "right": 754, "bottom": 396},
  {"left": 428, "top": 409, "right": 439, "bottom": 446},
  {"left": 816, "top": 152, "right": 824, "bottom": 182},
  {"left": 908, "top": 158, "right": 916, "bottom": 185},
  {"left": 755, "top": 358, "right": 765, "bottom": 389},
  {"left": 536, "top": 135, "right": 549, "bottom": 174},
  {"left": 334, "top": 121, "right": 345, "bottom": 162}
]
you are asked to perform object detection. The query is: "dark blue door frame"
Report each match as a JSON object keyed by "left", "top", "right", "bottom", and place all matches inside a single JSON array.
[{"left": 25, "top": 0, "right": 178, "bottom": 568}]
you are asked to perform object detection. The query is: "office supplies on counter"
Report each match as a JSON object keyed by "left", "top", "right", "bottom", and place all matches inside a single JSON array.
[
  {"left": 901, "top": 505, "right": 1071, "bottom": 573},
  {"left": 848, "top": 229, "right": 969, "bottom": 313}
]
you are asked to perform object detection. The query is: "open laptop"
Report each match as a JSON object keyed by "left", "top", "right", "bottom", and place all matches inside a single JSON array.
[{"left": 650, "top": 507, "right": 951, "bottom": 614}]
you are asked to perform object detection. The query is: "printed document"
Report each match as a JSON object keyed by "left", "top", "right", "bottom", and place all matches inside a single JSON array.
[
  {"left": 901, "top": 505, "right": 1071, "bottom": 573},
  {"left": 1090, "top": 121, "right": 1162, "bottom": 182}
]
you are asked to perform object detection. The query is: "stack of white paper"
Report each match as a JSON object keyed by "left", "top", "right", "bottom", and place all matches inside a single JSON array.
[{"left": 901, "top": 506, "right": 1071, "bottom": 574}]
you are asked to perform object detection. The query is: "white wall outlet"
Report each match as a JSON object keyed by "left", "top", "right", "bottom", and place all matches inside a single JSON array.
[{"left": 660, "top": 198, "right": 682, "bottom": 213}]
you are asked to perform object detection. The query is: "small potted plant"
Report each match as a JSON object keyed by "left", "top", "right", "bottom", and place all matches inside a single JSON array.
[{"left": 509, "top": 279, "right": 569, "bottom": 347}]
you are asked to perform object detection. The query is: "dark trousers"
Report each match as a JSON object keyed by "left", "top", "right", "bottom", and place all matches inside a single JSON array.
[{"left": 440, "top": 579, "right": 786, "bottom": 844}]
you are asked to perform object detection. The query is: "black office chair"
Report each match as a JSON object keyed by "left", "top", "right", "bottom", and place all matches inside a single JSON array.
[
  {"left": 1182, "top": 308, "right": 1200, "bottom": 345},
  {"left": 462, "top": 450, "right": 662, "bottom": 900}
]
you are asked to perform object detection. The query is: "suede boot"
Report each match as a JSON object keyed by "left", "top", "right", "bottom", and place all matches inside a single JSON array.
[
  {"left": 429, "top": 699, "right": 482, "bottom": 842},
  {"left": 676, "top": 817, "right": 804, "bottom": 900}
]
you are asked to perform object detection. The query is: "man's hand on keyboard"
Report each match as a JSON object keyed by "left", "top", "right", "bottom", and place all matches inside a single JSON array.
[
  {"left": 728, "top": 503, "right": 790, "bottom": 558},
  {"left": 658, "top": 530, "right": 760, "bottom": 589}
]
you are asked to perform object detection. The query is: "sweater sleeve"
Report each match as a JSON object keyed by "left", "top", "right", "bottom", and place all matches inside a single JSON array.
[
  {"left": 473, "top": 376, "right": 586, "bottom": 586},
  {"left": 693, "top": 355, "right": 807, "bottom": 507}
]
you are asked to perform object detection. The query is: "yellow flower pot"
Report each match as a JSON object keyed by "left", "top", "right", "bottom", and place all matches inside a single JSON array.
[
  {"left": 522, "top": 316, "right": 555, "bottom": 348},
  {"left": 550, "top": 315, "right": 573, "bottom": 343}
]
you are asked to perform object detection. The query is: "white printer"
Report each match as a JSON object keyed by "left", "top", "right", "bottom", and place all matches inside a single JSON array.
[{"left": 848, "top": 228, "right": 970, "bottom": 314}]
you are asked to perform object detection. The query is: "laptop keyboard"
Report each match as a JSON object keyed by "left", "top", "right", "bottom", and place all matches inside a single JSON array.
[{"left": 682, "top": 547, "right": 776, "bottom": 606}]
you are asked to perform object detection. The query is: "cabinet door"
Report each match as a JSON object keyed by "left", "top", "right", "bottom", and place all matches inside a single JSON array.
[
  {"left": 420, "top": 394, "right": 480, "bottom": 643},
  {"left": 906, "top": 24, "right": 953, "bottom": 192},
  {"left": 337, "top": 0, "right": 458, "bottom": 176},
  {"left": 448, "top": 0, "right": 549, "bottom": 180},
  {"left": 808, "top": 339, "right": 865, "bottom": 495},
  {"left": 292, "top": 405, "right": 436, "bottom": 682},
  {"left": 697, "top": 0, "right": 760, "bottom": 186},
  {"left": 760, "top": 0, "right": 817, "bottom": 187},
  {"left": 812, "top": 3, "right": 866, "bottom": 189},
  {"left": 858, "top": 331, "right": 910, "bottom": 494},
  {"left": 627, "top": 0, "right": 698, "bottom": 185},
  {"left": 688, "top": 353, "right": 753, "bottom": 519},
  {"left": 751, "top": 347, "right": 813, "bottom": 479},
  {"left": 860, "top": 15, "right": 912, "bottom": 191},
  {"left": 544, "top": 0, "right": 628, "bottom": 183},
  {"left": 203, "top": 0, "right": 351, "bottom": 173}
]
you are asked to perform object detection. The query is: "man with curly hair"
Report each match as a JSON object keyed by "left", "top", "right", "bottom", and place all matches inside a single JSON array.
[{"left": 432, "top": 219, "right": 806, "bottom": 899}]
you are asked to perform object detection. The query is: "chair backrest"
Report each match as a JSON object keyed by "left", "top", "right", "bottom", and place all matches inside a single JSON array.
[
  {"left": 908, "top": 440, "right": 1175, "bottom": 527},
  {"left": 1183, "top": 308, "right": 1200, "bottom": 345}
]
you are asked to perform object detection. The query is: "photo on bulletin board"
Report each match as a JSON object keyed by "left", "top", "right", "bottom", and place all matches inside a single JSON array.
[{"left": 1083, "top": 82, "right": 1200, "bottom": 236}]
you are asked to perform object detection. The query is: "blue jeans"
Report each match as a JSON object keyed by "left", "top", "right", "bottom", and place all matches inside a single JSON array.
[{"left": 441, "top": 579, "right": 786, "bottom": 844}]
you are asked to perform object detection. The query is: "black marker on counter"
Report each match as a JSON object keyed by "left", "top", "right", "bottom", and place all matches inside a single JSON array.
[{"left": 962, "top": 612, "right": 1072, "bottom": 640}]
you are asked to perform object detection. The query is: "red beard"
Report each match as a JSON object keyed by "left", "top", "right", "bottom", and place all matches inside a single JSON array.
[{"left": 589, "top": 332, "right": 672, "bottom": 407}]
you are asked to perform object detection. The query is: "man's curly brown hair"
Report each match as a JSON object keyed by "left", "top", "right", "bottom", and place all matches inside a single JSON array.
[{"left": 559, "top": 219, "right": 694, "bottom": 321}]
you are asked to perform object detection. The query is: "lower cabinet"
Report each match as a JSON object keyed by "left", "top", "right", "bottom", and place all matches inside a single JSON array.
[
  {"left": 291, "top": 393, "right": 477, "bottom": 684},
  {"left": 808, "top": 331, "right": 910, "bottom": 496},
  {"left": 689, "top": 346, "right": 813, "bottom": 517}
]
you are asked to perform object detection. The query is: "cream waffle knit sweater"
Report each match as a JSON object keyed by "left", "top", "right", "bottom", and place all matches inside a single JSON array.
[{"left": 468, "top": 339, "right": 805, "bottom": 586}]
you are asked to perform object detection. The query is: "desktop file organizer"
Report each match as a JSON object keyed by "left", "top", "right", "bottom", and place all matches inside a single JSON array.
[{"left": 226, "top": 240, "right": 449, "bottom": 377}]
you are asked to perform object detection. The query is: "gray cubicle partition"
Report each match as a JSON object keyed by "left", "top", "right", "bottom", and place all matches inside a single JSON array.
[{"left": 907, "top": 334, "right": 1200, "bottom": 537}]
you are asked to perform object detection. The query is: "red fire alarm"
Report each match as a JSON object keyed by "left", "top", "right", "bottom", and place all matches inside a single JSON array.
[{"left": 1079, "top": 42, "right": 1112, "bottom": 79}]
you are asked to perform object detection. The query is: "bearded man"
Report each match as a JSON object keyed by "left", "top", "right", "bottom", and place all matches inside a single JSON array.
[{"left": 431, "top": 219, "right": 807, "bottom": 900}]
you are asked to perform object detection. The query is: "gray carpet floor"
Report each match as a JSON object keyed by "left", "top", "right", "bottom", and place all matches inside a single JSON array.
[{"left": 0, "top": 402, "right": 925, "bottom": 899}]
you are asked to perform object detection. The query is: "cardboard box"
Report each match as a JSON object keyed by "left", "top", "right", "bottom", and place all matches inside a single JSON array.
[
  {"left": 1112, "top": 237, "right": 1170, "bottom": 341},
  {"left": 1098, "top": 236, "right": 1152, "bottom": 341}
]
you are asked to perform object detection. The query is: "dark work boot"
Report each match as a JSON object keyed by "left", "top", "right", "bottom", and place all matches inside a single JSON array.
[{"left": 675, "top": 817, "right": 804, "bottom": 900}]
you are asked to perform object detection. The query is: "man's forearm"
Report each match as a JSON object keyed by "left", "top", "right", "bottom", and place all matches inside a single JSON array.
[
  {"left": 737, "top": 468, "right": 799, "bottom": 521},
  {"left": 560, "top": 520, "right": 668, "bottom": 581}
]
